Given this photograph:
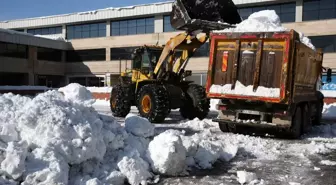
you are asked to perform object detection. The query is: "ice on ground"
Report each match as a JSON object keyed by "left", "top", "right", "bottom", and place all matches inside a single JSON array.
[
  {"left": 236, "top": 171, "right": 258, "bottom": 185},
  {"left": 320, "top": 160, "right": 336, "bottom": 166},
  {"left": 146, "top": 130, "right": 187, "bottom": 176},
  {"left": 58, "top": 83, "right": 95, "bottom": 106},
  {"left": 117, "top": 153, "right": 152, "bottom": 185},
  {"left": 214, "top": 10, "right": 315, "bottom": 50},
  {"left": 125, "top": 114, "right": 155, "bottom": 138},
  {"left": 322, "top": 103, "right": 336, "bottom": 119},
  {"left": 209, "top": 81, "right": 280, "bottom": 98},
  {"left": 1, "top": 141, "right": 28, "bottom": 180}
]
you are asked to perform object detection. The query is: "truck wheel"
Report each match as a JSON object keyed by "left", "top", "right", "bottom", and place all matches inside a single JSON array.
[
  {"left": 302, "top": 104, "right": 312, "bottom": 134},
  {"left": 137, "top": 84, "right": 170, "bottom": 123},
  {"left": 110, "top": 84, "right": 131, "bottom": 117},
  {"left": 312, "top": 99, "right": 323, "bottom": 125},
  {"left": 180, "top": 84, "right": 210, "bottom": 120},
  {"left": 287, "top": 106, "right": 303, "bottom": 139}
]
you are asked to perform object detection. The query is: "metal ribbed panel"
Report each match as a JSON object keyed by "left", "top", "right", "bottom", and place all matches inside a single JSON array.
[{"left": 0, "top": 0, "right": 283, "bottom": 29}]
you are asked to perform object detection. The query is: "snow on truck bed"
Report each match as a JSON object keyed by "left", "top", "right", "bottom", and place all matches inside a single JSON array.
[{"left": 210, "top": 10, "right": 316, "bottom": 97}]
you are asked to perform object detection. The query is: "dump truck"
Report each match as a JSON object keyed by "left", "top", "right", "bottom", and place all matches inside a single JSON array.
[
  {"left": 206, "top": 30, "right": 333, "bottom": 139},
  {"left": 110, "top": 0, "right": 242, "bottom": 122}
]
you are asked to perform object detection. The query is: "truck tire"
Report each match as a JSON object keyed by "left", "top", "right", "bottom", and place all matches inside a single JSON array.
[
  {"left": 110, "top": 84, "right": 131, "bottom": 117},
  {"left": 137, "top": 84, "right": 170, "bottom": 123},
  {"left": 312, "top": 99, "right": 323, "bottom": 125},
  {"left": 180, "top": 84, "right": 210, "bottom": 120},
  {"left": 302, "top": 104, "right": 312, "bottom": 134},
  {"left": 287, "top": 106, "right": 303, "bottom": 139}
]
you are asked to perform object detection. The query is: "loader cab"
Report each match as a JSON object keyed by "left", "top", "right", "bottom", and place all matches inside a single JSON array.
[{"left": 131, "top": 46, "right": 163, "bottom": 75}]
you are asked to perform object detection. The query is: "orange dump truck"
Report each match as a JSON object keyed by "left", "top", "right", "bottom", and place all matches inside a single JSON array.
[{"left": 206, "top": 29, "right": 332, "bottom": 139}]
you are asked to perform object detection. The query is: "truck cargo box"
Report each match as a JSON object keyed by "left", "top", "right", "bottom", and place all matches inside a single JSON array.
[{"left": 205, "top": 29, "right": 323, "bottom": 105}]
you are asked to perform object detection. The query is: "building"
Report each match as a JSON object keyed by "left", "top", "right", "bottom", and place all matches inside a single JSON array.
[{"left": 1, "top": 0, "right": 336, "bottom": 88}]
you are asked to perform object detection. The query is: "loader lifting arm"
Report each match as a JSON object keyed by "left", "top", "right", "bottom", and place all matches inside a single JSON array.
[{"left": 153, "top": 0, "right": 242, "bottom": 81}]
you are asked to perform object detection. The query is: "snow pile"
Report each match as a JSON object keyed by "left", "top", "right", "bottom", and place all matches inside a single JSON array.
[
  {"left": 86, "top": 86, "right": 113, "bottom": 93},
  {"left": 210, "top": 99, "right": 220, "bottom": 111},
  {"left": 214, "top": 10, "right": 315, "bottom": 50},
  {"left": 58, "top": 83, "right": 95, "bottom": 106},
  {"left": 322, "top": 103, "right": 336, "bottom": 119},
  {"left": 321, "top": 90, "right": 336, "bottom": 98},
  {"left": 209, "top": 81, "right": 280, "bottom": 98},
  {"left": 34, "top": 34, "right": 66, "bottom": 41}
]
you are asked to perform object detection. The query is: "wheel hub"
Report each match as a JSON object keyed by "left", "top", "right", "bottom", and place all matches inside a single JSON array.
[{"left": 142, "top": 95, "right": 151, "bottom": 113}]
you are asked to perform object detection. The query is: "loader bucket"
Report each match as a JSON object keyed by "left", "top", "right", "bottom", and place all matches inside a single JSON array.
[{"left": 171, "top": 0, "right": 242, "bottom": 32}]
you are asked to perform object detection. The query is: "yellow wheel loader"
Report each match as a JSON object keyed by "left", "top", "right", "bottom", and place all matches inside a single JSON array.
[{"left": 110, "top": 0, "right": 242, "bottom": 123}]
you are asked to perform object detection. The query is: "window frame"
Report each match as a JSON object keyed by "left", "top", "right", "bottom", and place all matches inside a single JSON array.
[
  {"left": 66, "top": 22, "right": 106, "bottom": 40},
  {"left": 110, "top": 17, "right": 155, "bottom": 36}
]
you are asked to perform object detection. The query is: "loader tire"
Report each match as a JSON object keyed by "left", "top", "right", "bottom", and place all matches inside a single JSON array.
[
  {"left": 137, "top": 84, "right": 170, "bottom": 123},
  {"left": 180, "top": 84, "right": 210, "bottom": 120},
  {"left": 110, "top": 84, "right": 131, "bottom": 117},
  {"left": 302, "top": 104, "right": 312, "bottom": 134}
]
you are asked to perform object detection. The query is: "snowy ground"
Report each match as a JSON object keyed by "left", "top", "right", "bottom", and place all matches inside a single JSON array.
[{"left": 94, "top": 101, "right": 336, "bottom": 185}]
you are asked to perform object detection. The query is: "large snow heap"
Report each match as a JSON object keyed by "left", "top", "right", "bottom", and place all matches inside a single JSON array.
[
  {"left": 0, "top": 83, "right": 238, "bottom": 185},
  {"left": 214, "top": 10, "right": 315, "bottom": 50}
]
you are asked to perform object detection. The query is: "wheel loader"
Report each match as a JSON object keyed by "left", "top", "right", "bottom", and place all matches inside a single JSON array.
[{"left": 110, "top": 0, "right": 242, "bottom": 122}]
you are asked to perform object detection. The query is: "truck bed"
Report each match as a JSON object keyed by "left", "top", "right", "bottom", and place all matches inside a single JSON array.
[{"left": 205, "top": 29, "right": 322, "bottom": 105}]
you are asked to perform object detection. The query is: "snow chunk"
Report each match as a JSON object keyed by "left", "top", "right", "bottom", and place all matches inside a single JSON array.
[
  {"left": 1, "top": 141, "right": 28, "bottom": 180},
  {"left": 125, "top": 134, "right": 150, "bottom": 158},
  {"left": 17, "top": 91, "right": 106, "bottom": 164},
  {"left": 209, "top": 81, "right": 280, "bottom": 98},
  {"left": 86, "top": 87, "right": 112, "bottom": 93},
  {"left": 105, "top": 171, "right": 125, "bottom": 185},
  {"left": 22, "top": 148, "right": 69, "bottom": 185},
  {"left": 0, "top": 176, "right": 17, "bottom": 185},
  {"left": 214, "top": 10, "right": 315, "bottom": 50},
  {"left": 125, "top": 114, "right": 155, "bottom": 138},
  {"left": 58, "top": 83, "right": 95, "bottom": 106},
  {"left": 236, "top": 171, "right": 258, "bottom": 185},
  {"left": 320, "top": 160, "right": 336, "bottom": 166},
  {"left": 194, "top": 140, "right": 221, "bottom": 169},
  {"left": 117, "top": 153, "right": 152, "bottom": 185},
  {"left": 180, "top": 118, "right": 215, "bottom": 130},
  {"left": 146, "top": 130, "right": 187, "bottom": 176},
  {"left": 322, "top": 103, "right": 336, "bottom": 119}
]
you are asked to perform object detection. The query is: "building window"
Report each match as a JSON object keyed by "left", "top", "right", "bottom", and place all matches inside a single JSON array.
[
  {"left": 0, "top": 42, "right": 28, "bottom": 59},
  {"left": 185, "top": 73, "right": 208, "bottom": 86},
  {"left": 66, "top": 22, "right": 106, "bottom": 40},
  {"left": 69, "top": 76, "right": 105, "bottom": 87},
  {"left": 37, "top": 47, "right": 62, "bottom": 62},
  {"left": 111, "top": 17, "right": 154, "bottom": 36},
  {"left": 309, "top": 35, "right": 336, "bottom": 53},
  {"left": 110, "top": 47, "right": 138, "bottom": 60},
  {"left": 193, "top": 42, "right": 210, "bottom": 57},
  {"left": 27, "top": 26, "right": 62, "bottom": 35},
  {"left": 0, "top": 72, "right": 28, "bottom": 86},
  {"left": 12, "top": 29, "right": 24, "bottom": 32},
  {"left": 163, "top": 15, "right": 175, "bottom": 32},
  {"left": 238, "top": 2, "right": 296, "bottom": 23},
  {"left": 303, "top": 0, "right": 336, "bottom": 21},
  {"left": 66, "top": 49, "right": 106, "bottom": 62},
  {"left": 36, "top": 75, "right": 65, "bottom": 88}
]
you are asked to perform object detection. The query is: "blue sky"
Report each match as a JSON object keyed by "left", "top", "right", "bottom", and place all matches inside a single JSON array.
[{"left": 0, "top": 0, "right": 170, "bottom": 21}]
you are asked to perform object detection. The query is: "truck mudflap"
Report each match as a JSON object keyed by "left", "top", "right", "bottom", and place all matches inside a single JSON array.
[{"left": 214, "top": 119, "right": 292, "bottom": 137}]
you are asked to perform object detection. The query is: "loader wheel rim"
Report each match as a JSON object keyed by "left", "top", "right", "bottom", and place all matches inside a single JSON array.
[{"left": 141, "top": 95, "right": 151, "bottom": 113}]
